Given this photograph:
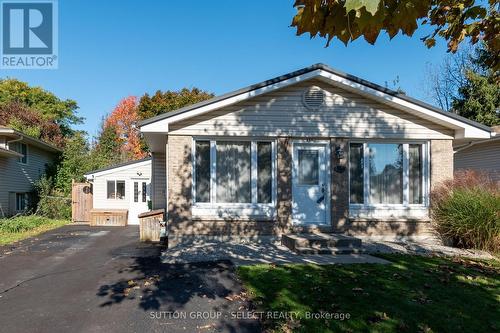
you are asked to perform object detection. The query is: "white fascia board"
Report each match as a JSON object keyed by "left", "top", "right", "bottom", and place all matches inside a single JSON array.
[
  {"left": 316, "top": 70, "right": 491, "bottom": 139},
  {"left": 85, "top": 160, "right": 151, "bottom": 178},
  {"left": 140, "top": 70, "right": 322, "bottom": 133}
]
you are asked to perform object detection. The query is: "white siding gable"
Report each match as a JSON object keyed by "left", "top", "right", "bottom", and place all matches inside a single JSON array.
[{"left": 169, "top": 80, "right": 454, "bottom": 139}]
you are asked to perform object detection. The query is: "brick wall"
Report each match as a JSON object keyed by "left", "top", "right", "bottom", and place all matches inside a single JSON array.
[
  {"left": 330, "top": 137, "right": 349, "bottom": 231},
  {"left": 276, "top": 137, "right": 292, "bottom": 234},
  {"left": 167, "top": 136, "right": 192, "bottom": 232},
  {"left": 430, "top": 139, "right": 454, "bottom": 191}
]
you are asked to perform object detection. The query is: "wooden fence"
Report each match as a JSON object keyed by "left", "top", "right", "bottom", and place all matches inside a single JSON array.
[{"left": 71, "top": 180, "right": 93, "bottom": 223}]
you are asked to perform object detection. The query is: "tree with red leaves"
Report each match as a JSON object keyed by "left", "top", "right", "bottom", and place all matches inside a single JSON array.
[{"left": 103, "top": 96, "right": 147, "bottom": 161}]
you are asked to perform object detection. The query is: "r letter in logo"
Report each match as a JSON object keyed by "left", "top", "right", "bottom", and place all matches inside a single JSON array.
[{"left": 1, "top": 0, "right": 58, "bottom": 69}]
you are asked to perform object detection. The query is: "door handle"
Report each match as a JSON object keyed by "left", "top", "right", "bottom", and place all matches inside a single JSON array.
[{"left": 317, "top": 195, "right": 325, "bottom": 204}]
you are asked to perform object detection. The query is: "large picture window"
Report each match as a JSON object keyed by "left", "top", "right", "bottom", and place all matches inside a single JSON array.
[
  {"left": 193, "top": 139, "right": 276, "bottom": 206},
  {"left": 349, "top": 142, "right": 427, "bottom": 206}
]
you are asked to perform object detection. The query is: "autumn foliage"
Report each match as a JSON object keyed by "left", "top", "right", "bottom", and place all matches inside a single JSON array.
[
  {"left": 103, "top": 96, "right": 147, "bottom": 160},
  {"left": 0, "top": 101, "right": 65, "bottom": 148}
]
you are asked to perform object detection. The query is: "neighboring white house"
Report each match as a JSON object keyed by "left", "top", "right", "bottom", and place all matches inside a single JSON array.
[
  {"left": 0, "top": 126, "right": 61, "bottom": 217},
  {"left": 454, "top": 125, "right": 500, "bottom": 184},
  {"left": 84, "top": 158, "right": 152, "bottom": 225}
]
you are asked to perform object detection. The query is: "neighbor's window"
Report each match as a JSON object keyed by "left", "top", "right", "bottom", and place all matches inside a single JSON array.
[
  {"left": 107, "top": 180, "right": 125, "bottom": 199},
  {"left": 134, "top": 182, "right": 139, "bottom": 202},
  {"left": 193, "top": 140, "right": 275, "bottom": 205},
  {"left": 11, "top": 142, "right": 28, "bottom": 164},
  {"left": 349, "top": 142, "right": 427, "bottom": 206},
  {"left": 16, "top": 193, "right": 27, "bottom": 211},
  {"left": 142, "top": 182, "right": 147, "bottom": 203}
]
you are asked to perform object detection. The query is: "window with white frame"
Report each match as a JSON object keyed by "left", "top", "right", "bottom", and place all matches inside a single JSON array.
[
  {"left": 11, "top": 142, "right": 28, "bottom": 164},
  {"left": 349, "top": 142, "right": 428, "bottom": 206},
  {"left": 193, "top": 139, "right": 275, "bottom": 206},
  {"left": 107, "top": 180, "right": 125, "bottom": 200}
]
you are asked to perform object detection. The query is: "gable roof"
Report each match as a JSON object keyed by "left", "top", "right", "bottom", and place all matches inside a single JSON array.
[
  {"left": 139, "top": 63, "right": 492, "bottom": 139},
  {"left": 84, "top": 157, "right": 151, "bottom": 178},
  {"left": 0, "top": 126, "right": 62, "bottom": 153}
]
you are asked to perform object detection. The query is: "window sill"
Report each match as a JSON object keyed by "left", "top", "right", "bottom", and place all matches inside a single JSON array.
[
  {"left": 192, "top": 204, "right": 275, "bottom": 220},
  {"left": 349, "top": 205, "right": 429, "bottom": 220}
]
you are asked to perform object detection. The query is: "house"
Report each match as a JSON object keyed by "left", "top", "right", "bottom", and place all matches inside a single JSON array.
[
  {"left": 139, "top": 64, "right": 493, "bottom": 240},
  {"left": 84, "top": 158, "right": 152, "bottom": 225},
  {"left": 454, "top": 125, "right": 500, "bottom": 183},
  {"left": 0, "top": 126, "right": 61, "bottom": 217}
]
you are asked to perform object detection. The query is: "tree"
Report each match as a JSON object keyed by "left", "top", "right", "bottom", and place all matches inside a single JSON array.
[
  {"left": 291, "top": 0, "right": 500, "bottom": 71},
  {"left": 54, "top": 132, "right": 96, "bottom": 194},
  {"left": 137, "top": 88, "right": 214, "bottom": 120},
  {"left": 452, "top": 70, "right": 499, "bottom": 126},
  {"left": 0, "top": 101, "right": 65, "bottom": 147},
  {"left": 424, "top": 46, "right": 478, "bottom": 111},
  {"left": 0, "top": 78, "right": 81, "bottom": 135},
  {"left": 92, "top": 123, "right": 122, "bottom": 166},
  {"left": 425, "top": 43, "right": 499, "bottom": 126},
  {"left": 104, "top": 96, "right": 146, "bottom": 160},
  {"left": 99, "top": 97, "right": 147, "bottom": 160}
]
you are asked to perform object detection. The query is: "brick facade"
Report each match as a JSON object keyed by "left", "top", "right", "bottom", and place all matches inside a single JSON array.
[
  {"left": 430, "top": 139, "right": 454, "bottom": 190},
  {"left": 167, "top": 136, "right": 192, "bottom": 233},
  {"left": 165, "top": 136, "right": 454, "bottom": 238},
  {"left": 276, "top": 137, "right": 292, "bottom": 234},
  {"left": 330, "top": 137, "right": 349, "bottom": 231}
]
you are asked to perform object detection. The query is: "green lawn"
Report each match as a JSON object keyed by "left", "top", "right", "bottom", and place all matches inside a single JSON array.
[
  {"left": 0, "top": 215, "right": 69, "bottom": 245},
  {"left": 237, "top": 254, "right": 500, "bottom": 333}
]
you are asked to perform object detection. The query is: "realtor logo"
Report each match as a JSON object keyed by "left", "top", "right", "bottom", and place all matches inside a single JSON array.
[{"left": 1, "top": 0, "right": 58, "bottom": 69}]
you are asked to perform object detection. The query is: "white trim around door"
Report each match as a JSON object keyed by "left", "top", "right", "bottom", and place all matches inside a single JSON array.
[{"left": 291, "top": 141, "right": 331, "bottom": 225}]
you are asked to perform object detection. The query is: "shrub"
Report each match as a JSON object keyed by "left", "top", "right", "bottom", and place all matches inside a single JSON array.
[
  {"left": 35, "top": 176, "right": 71, "bottom": 220},
  {"left": 0, "top": 216, "right": 54, "bottom": 233},
  {"left": 431, "top": 170, "right": 500, "bottom": 252}
]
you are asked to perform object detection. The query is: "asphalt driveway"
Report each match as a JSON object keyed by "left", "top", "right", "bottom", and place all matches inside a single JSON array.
[{"left": 0, "top": 225, "right": 260, "bottom": 333}]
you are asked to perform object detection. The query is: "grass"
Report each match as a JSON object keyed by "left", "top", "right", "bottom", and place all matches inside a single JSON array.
[
  {"left": 237, "top": 254, "right": 500, "bottom": 333},
  {"left": 0, "top": 215, "right": 69, "bottom": 245}
]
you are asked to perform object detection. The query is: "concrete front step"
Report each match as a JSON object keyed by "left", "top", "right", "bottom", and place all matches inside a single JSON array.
[
  {"left": 282, "top": 233, "right": 363, "bottom": 255},
  {"left": 294, "top": 246, "right": 365, "bottom": 255}
]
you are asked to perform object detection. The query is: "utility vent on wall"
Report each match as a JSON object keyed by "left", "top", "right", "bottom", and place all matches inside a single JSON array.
[{"left": 302, "top": 86, "right": 326, "bottom": 110}]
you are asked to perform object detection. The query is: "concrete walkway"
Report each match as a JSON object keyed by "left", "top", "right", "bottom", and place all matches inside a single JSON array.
[
  {"left": 162, "top": 235, "right": 495, "bottom": 265},
  {"left": 162, "top": 238, "right": 390, "bottom": 265}
]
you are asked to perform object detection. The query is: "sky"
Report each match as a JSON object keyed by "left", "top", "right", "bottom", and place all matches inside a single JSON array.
[{"left": 1, "top": 0, "right": 451, "bottom": 137}]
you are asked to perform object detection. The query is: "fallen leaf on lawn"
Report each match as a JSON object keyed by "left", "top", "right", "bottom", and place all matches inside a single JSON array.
[{"left": 197, "top": 324, "right": 214, "bottom": 330}]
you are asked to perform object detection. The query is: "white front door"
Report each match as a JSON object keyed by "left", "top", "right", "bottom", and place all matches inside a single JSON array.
[
  {"left": 128, "top": 178, "right": 150, "bottom": 225},
  {"left": 292, "top": 142, "right": 330, "bottom": 225}
]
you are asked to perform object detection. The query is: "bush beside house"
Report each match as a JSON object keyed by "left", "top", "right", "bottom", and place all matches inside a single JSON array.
[{"left": 431, "top": 170, "right": 500, "bottom": 252}]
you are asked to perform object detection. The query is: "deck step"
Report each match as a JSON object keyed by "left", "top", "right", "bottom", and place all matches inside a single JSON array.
[{"left": 282, "top": 233, "right": 363, "bottom": 255}]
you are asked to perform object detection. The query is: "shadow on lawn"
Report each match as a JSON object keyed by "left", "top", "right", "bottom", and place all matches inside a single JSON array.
[
  {"left": 238, "top": 254, "right": 499, "bottom": 332},
  {"left": 96, "top": 243, "right": 260, "bottom": 333}
]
